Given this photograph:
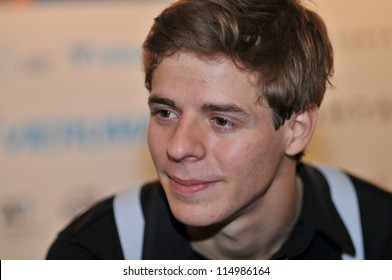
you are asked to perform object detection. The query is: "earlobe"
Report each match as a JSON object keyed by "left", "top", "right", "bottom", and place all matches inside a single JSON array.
[{"left": 285, "top": 104, "right": 319, "bottom": 157}]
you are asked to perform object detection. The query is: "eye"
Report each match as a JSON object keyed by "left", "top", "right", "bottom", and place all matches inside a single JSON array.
[
  {"left": 150, "top": 108, "right": 179, "bottom": 122},
  {"left": 212, "top": 116, "right": 235, "bottom": 129},
  {"left": 156, "top": 109, "right": 174, "bottom": 118}
]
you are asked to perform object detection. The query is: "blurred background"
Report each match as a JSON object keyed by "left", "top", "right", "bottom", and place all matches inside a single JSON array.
[{"left": 0, "top": 0, "right": 391, "bottom": 259}]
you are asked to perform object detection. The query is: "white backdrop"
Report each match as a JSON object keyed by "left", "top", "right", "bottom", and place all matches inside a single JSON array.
[
  {"left": 304, "top": 0, "right": 392, "bottom": 190},
  {"left": 0, "top": 0, "right": 391, "bottom": 259}
]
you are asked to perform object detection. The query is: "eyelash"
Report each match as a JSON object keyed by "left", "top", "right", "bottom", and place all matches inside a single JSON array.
[
  {"left": 211, "top": 116, "right": 235, "bottom": 130},
  {"left": 150, "top": 108, "right": 237, "bottom": 132},
  {"left": 150, "top": 108, "right": 178, "bottom": 119}
]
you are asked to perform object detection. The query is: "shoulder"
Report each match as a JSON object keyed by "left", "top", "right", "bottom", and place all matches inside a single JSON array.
[
  {"left": 344, "top": 172, "right": 392, "bottom": 224},
  {"left": 47, "top": 181, "right": 164, "bottom": 260},
  {"left": 348, "top": 174, "right": 392, "bottom": 259},
  {"left": 308, "top": 163, "right": 392, "bottom": 259},
  {"left": 299, "top": 163, "right": 392, "bottom": 259},
  {"left": 46, "top": 195, "right": 123, "bottom": 259},
  {"left": 349, "top": 174, "right": 392, "bottom": 209}
]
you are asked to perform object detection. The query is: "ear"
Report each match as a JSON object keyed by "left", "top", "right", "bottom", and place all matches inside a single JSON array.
[{"left": 285, "top": 104, "right": 319, "bottom": 157}]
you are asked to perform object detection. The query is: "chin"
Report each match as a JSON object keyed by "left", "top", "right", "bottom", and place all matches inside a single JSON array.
[{"left": 169, "top": 203, "right": 223, "bottom": 227}]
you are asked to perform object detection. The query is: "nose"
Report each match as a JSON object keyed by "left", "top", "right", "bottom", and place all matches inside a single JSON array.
[{"left": 166, "top": 115, "right": 206, "bottom": 162}]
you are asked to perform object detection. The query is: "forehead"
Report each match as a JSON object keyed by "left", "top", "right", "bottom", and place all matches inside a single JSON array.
[
  {"left": 152, "top": 51, "right": 259, "bottom": 94},
  {"left": 150, "top": 51, "right": 273, "bottom": 121}
]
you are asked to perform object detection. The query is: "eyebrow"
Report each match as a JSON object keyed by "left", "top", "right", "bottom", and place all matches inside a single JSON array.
[
  {"left": 148, "top": 96, "right": 176, "bottom": 108},
  {"left": 148, "top": 95, "right": 249, "bottom": 116},
  {"left": 201, "top": 103, "right": 248, "bottom": 115}
]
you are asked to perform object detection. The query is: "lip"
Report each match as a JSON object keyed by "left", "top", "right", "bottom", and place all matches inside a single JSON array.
[{"left": 168, "top": 176, "right": 217, "bottom": 196}]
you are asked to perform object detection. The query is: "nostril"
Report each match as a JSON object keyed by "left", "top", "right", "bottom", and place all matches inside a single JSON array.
[{"left": 166, "top": 121, "right": 206, "bottom": 162}]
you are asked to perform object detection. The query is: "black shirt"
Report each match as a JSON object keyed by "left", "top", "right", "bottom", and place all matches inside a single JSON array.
[{"left": 46, "top": 164, "right": 392, "bottom": 259}]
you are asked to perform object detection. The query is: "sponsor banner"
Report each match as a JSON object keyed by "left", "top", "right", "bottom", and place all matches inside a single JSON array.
[{"left": 0, "top": 0, "right": 169, "bottom": 259}]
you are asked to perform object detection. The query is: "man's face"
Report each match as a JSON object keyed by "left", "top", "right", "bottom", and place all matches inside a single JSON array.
[{"left": 147, "top": 51, "right": 293, "bottom": 227}]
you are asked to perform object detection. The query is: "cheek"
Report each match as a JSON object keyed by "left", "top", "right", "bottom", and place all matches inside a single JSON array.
[
  {"left": 222, "top": 134, "right": 284, "bottom": 182},
  {"left": 147, "top": 123, "right": 165, "bottom": 163},
  {"left": 219, "top": 141, "right": 263, "bottom": 178}
]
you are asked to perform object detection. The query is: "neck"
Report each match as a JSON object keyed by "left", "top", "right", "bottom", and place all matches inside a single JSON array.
[{"left": 188, "top": 167, "right": 303, "bottom": 260}]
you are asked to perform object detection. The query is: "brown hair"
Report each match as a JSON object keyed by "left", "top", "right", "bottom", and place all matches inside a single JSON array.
[{"left": 143, "top": 0, "right": 334, "bottom": 130}]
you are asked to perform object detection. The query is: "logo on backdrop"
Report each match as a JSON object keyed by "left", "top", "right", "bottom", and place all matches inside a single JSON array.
[
  {"left": 0, "top": 42, "right": 141, "bottom": 86},
  {"left": 334, "top": 28, "right": 392, "bottom": 52},
  {"left": 321, "top": 96, "right": 392, "bottom": 124},
  {"left": 70, "top": 43, "right": 140, "bottom": 67},
  {"left": 0, "top": 114, "right": 148, "bottom": 154}
]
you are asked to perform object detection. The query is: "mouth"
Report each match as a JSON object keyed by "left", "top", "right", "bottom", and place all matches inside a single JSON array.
[{"left": 168, "top": 176, "right": 218, "bottom": 197}]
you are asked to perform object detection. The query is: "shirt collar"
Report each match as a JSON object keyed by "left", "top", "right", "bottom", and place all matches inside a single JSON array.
[{"left": 272, "top": 164, "right": 355, "bottom": 259}]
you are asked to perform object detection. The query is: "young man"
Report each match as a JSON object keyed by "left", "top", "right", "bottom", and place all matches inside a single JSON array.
[{"left": 47, "top": 0, "right": 392, "bottom": 259}]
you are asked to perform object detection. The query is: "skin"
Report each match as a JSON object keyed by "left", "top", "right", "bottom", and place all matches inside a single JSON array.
[{"left": 147, "top": 51, "right": 318, "bottom": 259}]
